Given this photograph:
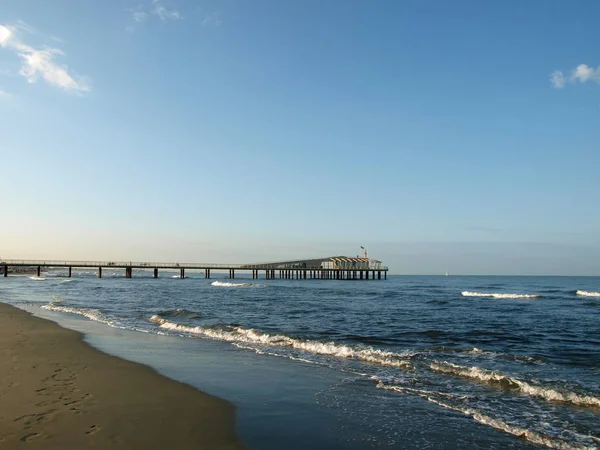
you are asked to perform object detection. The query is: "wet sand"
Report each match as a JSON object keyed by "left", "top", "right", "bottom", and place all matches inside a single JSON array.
[{"left": 0, "top": 302, "right": 245, "bottom": 449}]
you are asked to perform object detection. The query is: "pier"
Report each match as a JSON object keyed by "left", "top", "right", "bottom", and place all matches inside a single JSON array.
[{"left": 0, "top": 257, "right": 388, "bottom": 280}]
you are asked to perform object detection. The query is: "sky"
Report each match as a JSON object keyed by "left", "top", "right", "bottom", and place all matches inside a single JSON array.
[{"left": 1, "top": 0, "right": 599, "bottom": 275}]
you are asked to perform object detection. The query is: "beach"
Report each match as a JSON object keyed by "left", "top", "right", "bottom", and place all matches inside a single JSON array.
[{"left": 0, "top": 302, "right": 244, "bottom": 449}]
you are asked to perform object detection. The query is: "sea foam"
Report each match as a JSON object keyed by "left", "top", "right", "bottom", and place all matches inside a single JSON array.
[
  {"left": 576, "top": 290, "right": 600, "bottom": 298},
  {"left": 426, "top": 397, "right": 595, "bottom": 450},
  {"left": 41, "top": 304, "right": 112, "bottom": 325},
  {"left": 430, "top": 361, "right": 600, "bottom": 408},
  {"left": 462, "top": 291, "right": 541, "bottom": 299},
  {"left": 29, "top": 276, "right": 46, "bottom": 281},
  {"left": 148, "top": 316, "right": 413, "bottom": 369},
  {"left": 376, "top": 379, "right": 598, "bottom": 450},
  {"left": 211, "top": 281, "right": 264, "bottom": 288}
]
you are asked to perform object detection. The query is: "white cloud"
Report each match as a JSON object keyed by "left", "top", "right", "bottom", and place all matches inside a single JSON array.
[
  {"left": 152, "top": 0, "right": 182, "bottom": 21},
  {"left": 0, "top": 24, "right": 90, "bottom": 93},
  {"left": 0, "top": 25, "right": 11, "bottom": 44},
  {"left": 0, "top": 88, "right": 10, "bottom": 97},
  {"left": 571, "top": 64, "right": 599, "bottom": 83},
  {"left": 550, "top": 70, "right": 566, "bottom": 89},
  {"left": 551, "top": 63, "right": 600, "bottom": 88}
]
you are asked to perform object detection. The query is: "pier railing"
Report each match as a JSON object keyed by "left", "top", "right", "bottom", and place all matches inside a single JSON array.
[{"left": 0, "top": 260, "right": 244, "bottom": 269}]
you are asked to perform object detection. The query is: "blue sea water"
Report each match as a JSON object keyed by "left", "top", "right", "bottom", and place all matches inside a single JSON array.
[{"left": 1, "top": 272, "right": 599, "bottom": 449}]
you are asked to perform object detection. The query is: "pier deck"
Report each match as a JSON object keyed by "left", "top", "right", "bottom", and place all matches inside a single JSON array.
[{"left": 1, "top": 257, "right": 388, "bottom": 280}]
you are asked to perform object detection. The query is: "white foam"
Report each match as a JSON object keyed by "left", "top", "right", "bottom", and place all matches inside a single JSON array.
[
  {"left": 60, "top": 279, "right": 74, "bottom": 283},
  {"left": 426, "top": 397, "right": 594, "bottom": 450},
  {"left": 171, "top": 275, "right": 187, "bottom": 279},
  {"left": 462, "top": 291, "right": 541, "bottom": 299},
  {"left": 576, "top": 290, "right": 600, "bottom": 298},
  {"left": 211, "top": 281, "right": 265, "bottom": 288},
  {"left": 148, "top": 316, "right": 413, "bottom": 369},
  {"left": 42, "top": 304, "right": 112, "bottom": 325},
  {"left": 29, "top": 276, "right": 46, "bottom": 281},
  {"left": 430, "top": 361, "right": 600, "bottom": 408}
]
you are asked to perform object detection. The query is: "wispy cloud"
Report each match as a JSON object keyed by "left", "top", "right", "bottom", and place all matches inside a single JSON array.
[
  {"left": 550, "top": 70, "right": 566, "bottom": 89},
  {"left": 0, "top": 88, "right": 10, "bottom": 97},
  {"left": 133, "top": 10, "right": 149, "bottom": 23},
  {"left": 200, "top": 12, "right": 222, "bottom": 27},
  {"left": 0, "top": 23, "right": 90, "bottom": 93},
  {"left": 152, "top": 0, "right": 182, "bottom": 22},
  {"left": 127, "top": 1, "right": 182, "bottom": 32},
  {"left": 550, "top": 64, "right": 600, "bottom": 89}
]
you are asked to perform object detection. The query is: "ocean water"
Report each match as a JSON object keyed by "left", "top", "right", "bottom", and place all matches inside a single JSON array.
[{"left": 1, "top": 272, "right": 599, "bottom": 450}]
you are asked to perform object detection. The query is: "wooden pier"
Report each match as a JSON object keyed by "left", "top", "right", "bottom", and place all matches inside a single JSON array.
[{"left": 0, "top": 257, "right": 388, "bottom": 280}]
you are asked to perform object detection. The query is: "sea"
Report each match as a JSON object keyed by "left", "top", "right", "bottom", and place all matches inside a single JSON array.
[{"left": 1, "top": 271, "right": 599, "bottom": 450}]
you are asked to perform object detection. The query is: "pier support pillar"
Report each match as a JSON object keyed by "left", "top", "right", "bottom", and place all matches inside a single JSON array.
[
  {"left": 154, "top": 268, "right": 158, "bottom": 278},
  {"left": 180, "top": 268, "right": 185, "bottom": 279},
  {"left": 3, "top": 265, "right": 7, "bottom": 277},
  {"left": 378, "top": 271, "right": 381, "bottom": 280},
  {"left": 385, "top": 272, "right": 387, "bottom": 280},
  {"left": 360, "top": 271, "right": 363, "bottom": 280},
  {"left": 68, "top": 267, "right": 72, "bottom": 278},
  {"left": 365, "top": 271, "right": 369, "bottom": 280},
  {"left": 37, "top": 266, "right": 41, "bottom": 277},
  {"left": 98, "top": 267, "right": 102, "bottom": 278}
]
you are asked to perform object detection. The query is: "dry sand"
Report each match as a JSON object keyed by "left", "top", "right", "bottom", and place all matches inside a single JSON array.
[{"left": 0, "top": 302, "right": 245, "bottom": 449}]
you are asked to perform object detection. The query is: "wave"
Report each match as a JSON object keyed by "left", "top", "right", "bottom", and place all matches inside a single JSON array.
[
  {"left": 148, "top": 316, "right": 413, "bottom": 369},
  {"left": 430, "top": 361, "right": 600, "bottom": 408},
  {"left": 171, "top": 275, "right": 187, "bottom": 279},
  {"left": 426, "top": 397, "right": 594, "bottom": 450},
  {"left": 576, "top": 290, "right": 600, "bottom": 298},
  {"left": 29, "top": 276, "right": 46, "bottom": 281},
  {"left": 426, "top": 346, "right": 543, "bottom": 363},
  {"left": 41, "top": 304, "right": 113, "bottom": 326},
  {"left": 156, "top": 308, "right": 202, "bottom": 319},
  {"left": 211, "top": 281, "right": 266, "bottom": 288},
  {"left": 376, "top": 378, "right": 598, "bottom": 450},
  {"left": 59, "top": 279, "right": 75, "bottom": 284},
  {"left": 461, "top": 291, "right": 541, "bottom": 299}
]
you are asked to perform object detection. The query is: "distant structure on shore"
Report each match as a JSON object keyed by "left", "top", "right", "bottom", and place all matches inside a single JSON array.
[{"left": 1, "top": 256, "right": 388, "bottom": 281}]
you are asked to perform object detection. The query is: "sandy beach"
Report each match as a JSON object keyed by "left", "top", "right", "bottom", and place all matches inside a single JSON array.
[{"left": 0, "top": 302, "right": 245, "bottom": 449}]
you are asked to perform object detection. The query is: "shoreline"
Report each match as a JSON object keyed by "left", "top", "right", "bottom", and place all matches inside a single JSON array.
[{"left": 0, "top": 302, "right": 245, "bottom": 449}]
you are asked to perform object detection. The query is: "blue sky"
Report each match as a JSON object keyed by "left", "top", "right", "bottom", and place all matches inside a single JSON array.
[{"left": 1, "top": 1, "right": 599, "bottom": 275}]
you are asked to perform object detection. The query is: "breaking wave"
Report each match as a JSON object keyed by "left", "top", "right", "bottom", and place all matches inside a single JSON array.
[
  {"left": 576, "top": 290, "right": 600, "bottom": 298},
  {"left": 148, "top": 316, "right": 412, "bottom": 369},
  {"left": 29, "top": 276, "right": 46, "bottom": 281},
  {"left": 210, "top": 281, "right": 266, "bottom": 288},
  {"left": 426, "top": 397, "right": 595, "bottom": 450},
  {"left": 41, "top": 304, "right": 113, "bottom": 326},
  {"left": 462, "top": 291, "right": 541, "bottom": 299},
  {"left": 430, "top": 361, "right": 600, "bottom": 408},
  {"left": 376, "top": 380, "right": 599, "bottom": 450}
]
